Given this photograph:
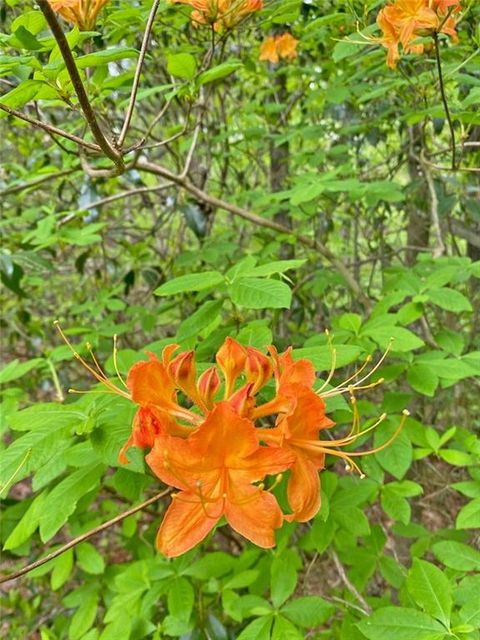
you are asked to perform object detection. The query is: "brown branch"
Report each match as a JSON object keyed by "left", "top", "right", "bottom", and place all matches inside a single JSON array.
[
  {"left": 433, "top": 32, "right": 456, "bottom": 170},
  {"left": 0, "top": 103, "right": 100, "bottom": 152},
  {"left": 37, "top": 0, "right": 124, "bottom": 172},
  {"left": 0, "top": 488, "right": 171, "bottom": 584},
  {"left": 135, "top": 159, "right": 371, "bottom": 307},
  {"left": 117, "top": 0, "right": 162, "bottom": 148}
]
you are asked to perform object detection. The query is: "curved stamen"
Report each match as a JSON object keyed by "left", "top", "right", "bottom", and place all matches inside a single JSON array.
[
  {"left": 54, "top": 321, "right": 131, "bottom": 399},
  {"left": 317, "top": 330, "right": 337, "bottom": 393},
  {"left": 113, "top": 334, "right": 129, "bottom": 390}
]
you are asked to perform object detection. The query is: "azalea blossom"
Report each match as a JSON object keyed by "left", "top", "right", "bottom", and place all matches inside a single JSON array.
[
  {"left": 376, "top": 0, "right": 461, "bottom": 68},
  {"left": 56, "top": 323, "right": 406, "bottom": 555},
  {"left": 49, "top": 0, "right": 111, "bottom": 30},
  {"left": 259, "top": 33, "right": 298, "bottom": 64},
  {"left": 169, "top": 0, "right": 262, "bottom": 31}
]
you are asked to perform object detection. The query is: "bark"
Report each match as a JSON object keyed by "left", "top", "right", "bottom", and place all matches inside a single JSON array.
[{"left": 406, "top": 124, "right": 430, "bottom": 265}]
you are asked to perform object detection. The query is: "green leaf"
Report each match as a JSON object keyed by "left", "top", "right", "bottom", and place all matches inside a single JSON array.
[
  {"left": 223, "top": 570, "right": 259, "bottom": 590},
  {"left": 0, "top": 80, "right": 43, "bottom": 116},
  {"left": 176, "top": 299, "right": 223, "bottom": 342},
  {"left": 76, "top": 47, "right": 138, "bottom": 69},
  {"left": 0, "top": 357, "right": 44, "bottom": 384},
  {"left": 407, "top": 364, "right": 439, "bottom": 397},
  {"left": 8, "top": 403, "right": 89, "bottom": 431},
  {"left": 236, "top": 615, "right": 273, "bottom": 640},
  {"left": 51, "top": 548, "right": 74, "bottom": 590},
  {"left": 68, "top": 589, "right": 99, "bottom": 640},
  {"left": 456, "top": 498, "right": 480, "bottom": 530},
  {"left": 428, "top": 288, "right": 472, "bottom": 313},
  {"left": 167, "top": 52, "right": 197, "bottom": 80},
  {"left": 406, "top": 559, "right": 452, "bottom": 627},
  {"left": 281, "top": 596, "right": 333, "bottom": 627},
  {"left": 39, "top": 464, "right": 104, "bottom": 541},
  {"left": 294, "top": 345, "right": 363, "bottom": 371},
  {"left": 271, "top": 549, "right": 299, "bottom": 608},
  {"left": 198, "top": 62, "right": 243, "bottom": 85},
  {"left": 364, "top": 326, "right": 424, "bottom": 352},
  {"left": 229, "top": 278, "right": 292, "bottom": 309},
  {"left": 76, "top": 542, "right": 105, "bottom": 575},
  {"left": 432, "top": 541, "right": 480, "bottom": 571},
  {"left": 3, "top": 491, "right": 47, "bottom": 550},
  {"left": 357, "top": 607, "right": 446, "bottom": 640},
  {"left": 381, "top": 487, "right": 411, "bottom": 525},
  {"left": 168, "top": 577, "right": 194, "bottom": 621},
  {"left": 154, "top": 271, "right": 224, "bottom": 295},
  {"left": 374, "top": 420, "right": 412, "bottom": 480},
  {"left": 271, "top": 615, "right": 304, "bottom": 640}
]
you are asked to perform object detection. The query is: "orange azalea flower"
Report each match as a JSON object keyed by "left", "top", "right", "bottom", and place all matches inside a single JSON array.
[
  {"left": 169, "top": 0, "right": 262, "bottom": 31},
  {"left": 259, "top": 33, "right": 298, "bottom": 64},
  {"left": 376, "top": 0, "right": 461, "bottom": 68},
  {"left": 57, "top": 323, "right": 406, "bottom": 552},
  {"left": 146, "top": 402, "right": 293, "bottom": 556},
  {"left": 49, "top": 0, "right": 111, "bottom": 30}
]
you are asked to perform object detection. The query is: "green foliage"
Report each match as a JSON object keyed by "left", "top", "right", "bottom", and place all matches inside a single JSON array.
[{"left": 1, "top": 0, "right": 480, "bottom": 637}]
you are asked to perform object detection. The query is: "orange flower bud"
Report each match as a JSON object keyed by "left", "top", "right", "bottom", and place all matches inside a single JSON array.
[
  {"left": 216, "top": 337, "right": 247, "bottom": 398},
  {"left": 245, "top": 347, "right": 273, "bottom": 394},
  {"left": 228, "top": 383, "right": 255, "bottom": 417},
  {"left": 197, "top": 366, "right": 221, "bottom": 408}
]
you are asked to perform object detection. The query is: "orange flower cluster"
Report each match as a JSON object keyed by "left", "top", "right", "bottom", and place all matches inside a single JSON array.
[
  {"left": 56, "top": 324, "right": 406, "bottom": 558},
  {"left": 259, "top": 33, "right": 298, "bottom": 64},
  {"left": 169, "top": 0, "right": 262, "bottom": 31},
  {"left": 377, "top": 0, "right": 461, "bottom": 68},
  {"left": 49, "top": 0, "right": 111, "bottom": 30}
]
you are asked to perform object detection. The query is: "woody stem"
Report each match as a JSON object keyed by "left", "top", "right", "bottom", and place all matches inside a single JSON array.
[
  {"left": 433, "top": 31, "right": 456, "bottom": 170},
  {"left": 0, "top": 489, "right": 171, "bottom": 584},
  {"left": 37, "top": 0, "right": 125, "bottom": 172}
]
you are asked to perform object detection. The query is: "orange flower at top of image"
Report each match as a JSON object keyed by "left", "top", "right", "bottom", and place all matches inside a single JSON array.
[
  {"left": 56, "top": 323, "right": 407, "bottom": 557},
  {"left": 259, "top": 32, "right": 298, "bottom": 63},
  {"left": 376, "top": 0, "right": 461, "bottom": 68},
  {"left": 169, "top": 0, "right": 263, "bottom": 31},
  {"left": 49, "top": 0, "right": 111, "bottom": 30}
]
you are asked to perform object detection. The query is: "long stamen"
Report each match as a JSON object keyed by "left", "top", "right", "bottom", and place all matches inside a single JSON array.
[
  {"left": 317, "top": 330, "right": 337, "bottom": 393},
  {"left": 54, "top": 321, "right": 130, "bottom": 399},
  {"left": 113, "top": 334, "right": 129, "bottom": 390},
  {"left": 321, "top": 377, "right": 385, "bottom": 399},
  {"left": 319, "top": 354, "right": 372, "bottom": 398}
]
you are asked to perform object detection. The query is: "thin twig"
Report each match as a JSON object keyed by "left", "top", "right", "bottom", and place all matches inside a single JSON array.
[
  {"left": 0, "top": 488, "right": 171, "bottom": 584},
  {"left": 37, "top": 0, "right": 124, "bottom": 172},
  {"left": 433, "top": 32, "right": 456, "bottom": 170},
  {"left": 58, "top": 183, "right": 173, "bottom": 226},
  {"left": 419, "top": 151, "right": 445, "bottom": 258},
  {"left": 331, "top": 550, "right": 371, "bottom": 615},
  {"left": 0, "top": 103, "right": 100, "bottom": 152},
  {"left": 117, "top": 0, "right": 162, "bottom": 148}
]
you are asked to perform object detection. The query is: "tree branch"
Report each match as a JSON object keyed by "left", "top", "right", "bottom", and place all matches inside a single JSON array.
[
  {"left": 0, "top": 167, "right": 80, "bottom": 197},
  {"left": 37, "top": 0, "right": 124, "bottom": 172},
  {"left": 0, "top": 488, "right": 171, "bottom": 584},
  {"left": 433, "top": 32, "right": 456, "bottom": 171},
  {"left": 117, "top": 0, "right": 162, "bottom": 148},
  {"left": 0, "top": 103, "right": 100, "bottom": 152}
]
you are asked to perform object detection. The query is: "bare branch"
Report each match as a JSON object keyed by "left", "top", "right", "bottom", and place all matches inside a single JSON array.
[
  {"left": 331, "top": 550, "right": 371, "bottom": 615},
  {"left": 117, "top": 0, "right": 162, "bottom": 148},
  {"left": 0, "top": 103, "right": 100, "bottom": 152}
]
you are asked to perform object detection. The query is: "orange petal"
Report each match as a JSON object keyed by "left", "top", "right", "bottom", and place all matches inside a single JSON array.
[
  {"left": 127, "top": 353, "right": 175, "bottom": 406},
  {"left": 225, "top": 485, "right": 283, "bottom": 548},
  {"left": 286, "top": 453, "right": 322, "bottom": 522},
  {"left": 156, "top": 492, "right": 221, "bottom": 557}
]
